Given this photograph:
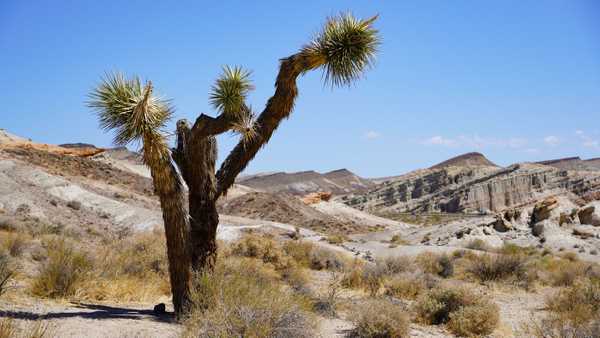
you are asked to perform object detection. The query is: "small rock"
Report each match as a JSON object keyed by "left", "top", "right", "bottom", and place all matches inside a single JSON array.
[
  {"left": 531, "top": 197, "right": 558, "bottom": 224},
  {"left": 532, "top": 222, "right": 545, "bottom": 237},
  {"left": 153, "top": 303, "right": 166, "bottom": 315},
  {"left": 66, "top": 201, "right": 81, "bottom": 210},
  {"left": 493, "top": 215, "right": 512, "bottom": 232},
  {"left": 578, "top": 205, "right": 600, "bottom": 226}
]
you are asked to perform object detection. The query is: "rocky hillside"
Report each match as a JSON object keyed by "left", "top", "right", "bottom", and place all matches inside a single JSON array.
[
  {"left": 342, "top": 155, "right": 600, "bottom": 214},
  {"left": 237, "top": 168, "right": 374, "bottom": 195}
]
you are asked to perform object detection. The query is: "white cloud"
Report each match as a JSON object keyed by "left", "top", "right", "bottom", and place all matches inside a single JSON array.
[
  {"left": 363, "top": 130, "right": 381, "bottom": 140},
  {"left": 543, "top": 136, "right": 560, "bottom": 146},
  {"left": 575, "top": 130, "right": 599, "bottom": 149},
  {"left": 422, "top": 135, "right": 527, "bottom": 149},
  {"left": 524, "top": 148, "right": 540, "bottom": 154},
  {"left": 423, "top": 135, "right": 458, "bottom": 147}
]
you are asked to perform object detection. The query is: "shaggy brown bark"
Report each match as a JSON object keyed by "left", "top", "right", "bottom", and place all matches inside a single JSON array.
[{"left": 143, "top": 134, "right": 192, "bottom": 315}]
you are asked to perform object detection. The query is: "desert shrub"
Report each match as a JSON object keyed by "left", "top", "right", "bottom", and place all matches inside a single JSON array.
[
  {"left": 539, "top": 258, "right": 591, "bottom": 287},
  {"left": 3, "top": 233, "right": 27, "bottom": 257},
  {"left": 375, "top": 255, "right": 413, "bottom": 276},
  {"left": 528, "top": 280, "right": 600, "bottom": 337},
  {"left": 280, "top": 264, "right": 310, "bottom": 293},
  {"left": 0, "top": 216, "right": 18, "bottom": 232},
  {"left": 309, "top": 246, "right": 348, "bottom": 271},
  {"left": 499, "top": 243, "right": 538, "bottom": 256},
  {"left": 326, "top": 234, "right": 348, "bottom": 245},
  {"left": 561, "top": 251, "right": 579, "bottom": 262},
  {"left": 350, "top": 299, "right": 410, "bottom": 338},
  {"left": 341, "top": 263, "right": 386, "bottom": 296},
  {"left": 385, "top": 273, "right": 438, "bottom": 300},
  {"left": 465, "top": 238, "right": 489, "bottom": 251},
  {"left": 467, "top": 253, "right": 528, "bottom": 283},
  {"left": 415, "top": 286, "right": 477, "bottom": 325},
  {"left": 313, "top": 271, "right": 343, "bottom": 317},
  {"left": 31, "top": 239, "right": 91, "bottom": 298},
  {"left": 232, "top": 234, "right": 287, "bottom": 267},
  {"left": 283, "top": 240, "right": 314, "bottom": 267},
  {"left": 416, "top": 252, "right": 453, "bottom": 278},
  {"left": 545, "top": 279, "right": 600, "bottom": 326},
  {"left": 527, "top": 317, "right": 600, "bottom": 338},
  {"left": 184, "top": 257, "right": 315, "bottom": 338},
  {"left": 447, "top": 302, "right": 500, "bottom": 337},
  {"left": 0, "top": 253, "right": 13, "bottom": 297}
]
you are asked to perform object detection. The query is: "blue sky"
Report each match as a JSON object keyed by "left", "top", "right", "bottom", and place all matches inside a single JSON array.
[{"left": 1, "top": 1, "right": 599, "bottom": 177}]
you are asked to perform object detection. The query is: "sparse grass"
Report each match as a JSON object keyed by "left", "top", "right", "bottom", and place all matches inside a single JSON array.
[
  {"left": 183, "top": 256, "right": 315, "bottom": 338},
  {"left": 415, "top": 285, "right": 499, "bottom": 336},
  {"left": 0, "top": 319, "right": 52, "bottom": 338},
  {"left": 31, "top": 239, "right": 91, "bottom": 298},
  {"left": 77, "top": 230, "right": 171, "bottom": 302},
  {"left": 525, "top": 279, "right": 600, "bottom": 337},
  {"left": 0, "top": 318, "right": 15, "bottom": 338},
  {"left": 0, "top": 252, "right": 13, "bottom": 297},
  {"left": 350, "top": 298, "right": 410, "bottom": 338}
]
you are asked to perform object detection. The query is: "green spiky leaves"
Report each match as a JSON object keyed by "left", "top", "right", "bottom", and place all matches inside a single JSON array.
[
  {"left": 209, "top": 66, "right": 254, "bottom": 117},
  {"left": 88, "top": 72, "right": 173, "bottom": 147},
  {"left": 303, "top": 13, "right": 380, "bottom": 87}
]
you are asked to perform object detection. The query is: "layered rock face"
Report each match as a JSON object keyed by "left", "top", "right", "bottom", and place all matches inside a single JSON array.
[{"left": 343, "top": 163, "right": 600, "bottom": 214}]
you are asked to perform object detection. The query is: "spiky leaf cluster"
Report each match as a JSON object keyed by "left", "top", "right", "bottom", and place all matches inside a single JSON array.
[
  {"left": 230, "top": 108, "right": 258, "bottom": 145},
  {"left": 88, "top": 72, "right": 173, "bottom": 146},
  {"left": 209, "top": 66, "right": 253, "bottom": 117},
  {"left": 303, "top": 13, "right": 380, "bottom": 87}
]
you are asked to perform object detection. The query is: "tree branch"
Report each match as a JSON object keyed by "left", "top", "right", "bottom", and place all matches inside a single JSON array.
[{"left": 215, "top": 53, "right": 324, "bottom": 196}]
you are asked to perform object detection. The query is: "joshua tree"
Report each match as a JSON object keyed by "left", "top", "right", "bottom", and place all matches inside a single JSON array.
[{"left": 89, "top": 13, "right": 380, "bottom": 315}]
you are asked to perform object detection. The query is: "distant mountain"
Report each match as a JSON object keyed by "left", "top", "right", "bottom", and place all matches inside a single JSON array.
[
  {"left": 237, "top": 168, "right": 374, "bottom": 195},
  {"left": 430, "top": 152, "right": 497, "bottom": 169},
  {"left": 537, "top": 157, "right": 600, "bottom": 171}
]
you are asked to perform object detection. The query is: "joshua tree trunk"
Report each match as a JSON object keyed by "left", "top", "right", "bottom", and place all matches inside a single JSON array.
[{"left": 142, "top": 133, "right": 193, "bottom": 315}]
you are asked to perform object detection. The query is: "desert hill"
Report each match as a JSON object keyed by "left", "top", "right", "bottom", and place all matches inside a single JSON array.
[
  {"left": 430, "top": 151, "right": 498, "bottom": 169},
  {"left": 237, "top": 168, "right": 374, "bottom": 196}
]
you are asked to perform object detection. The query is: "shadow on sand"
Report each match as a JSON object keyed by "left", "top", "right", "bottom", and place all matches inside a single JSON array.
[{"left": 0, "top": 303, "right": 175, "bottom": 323}]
